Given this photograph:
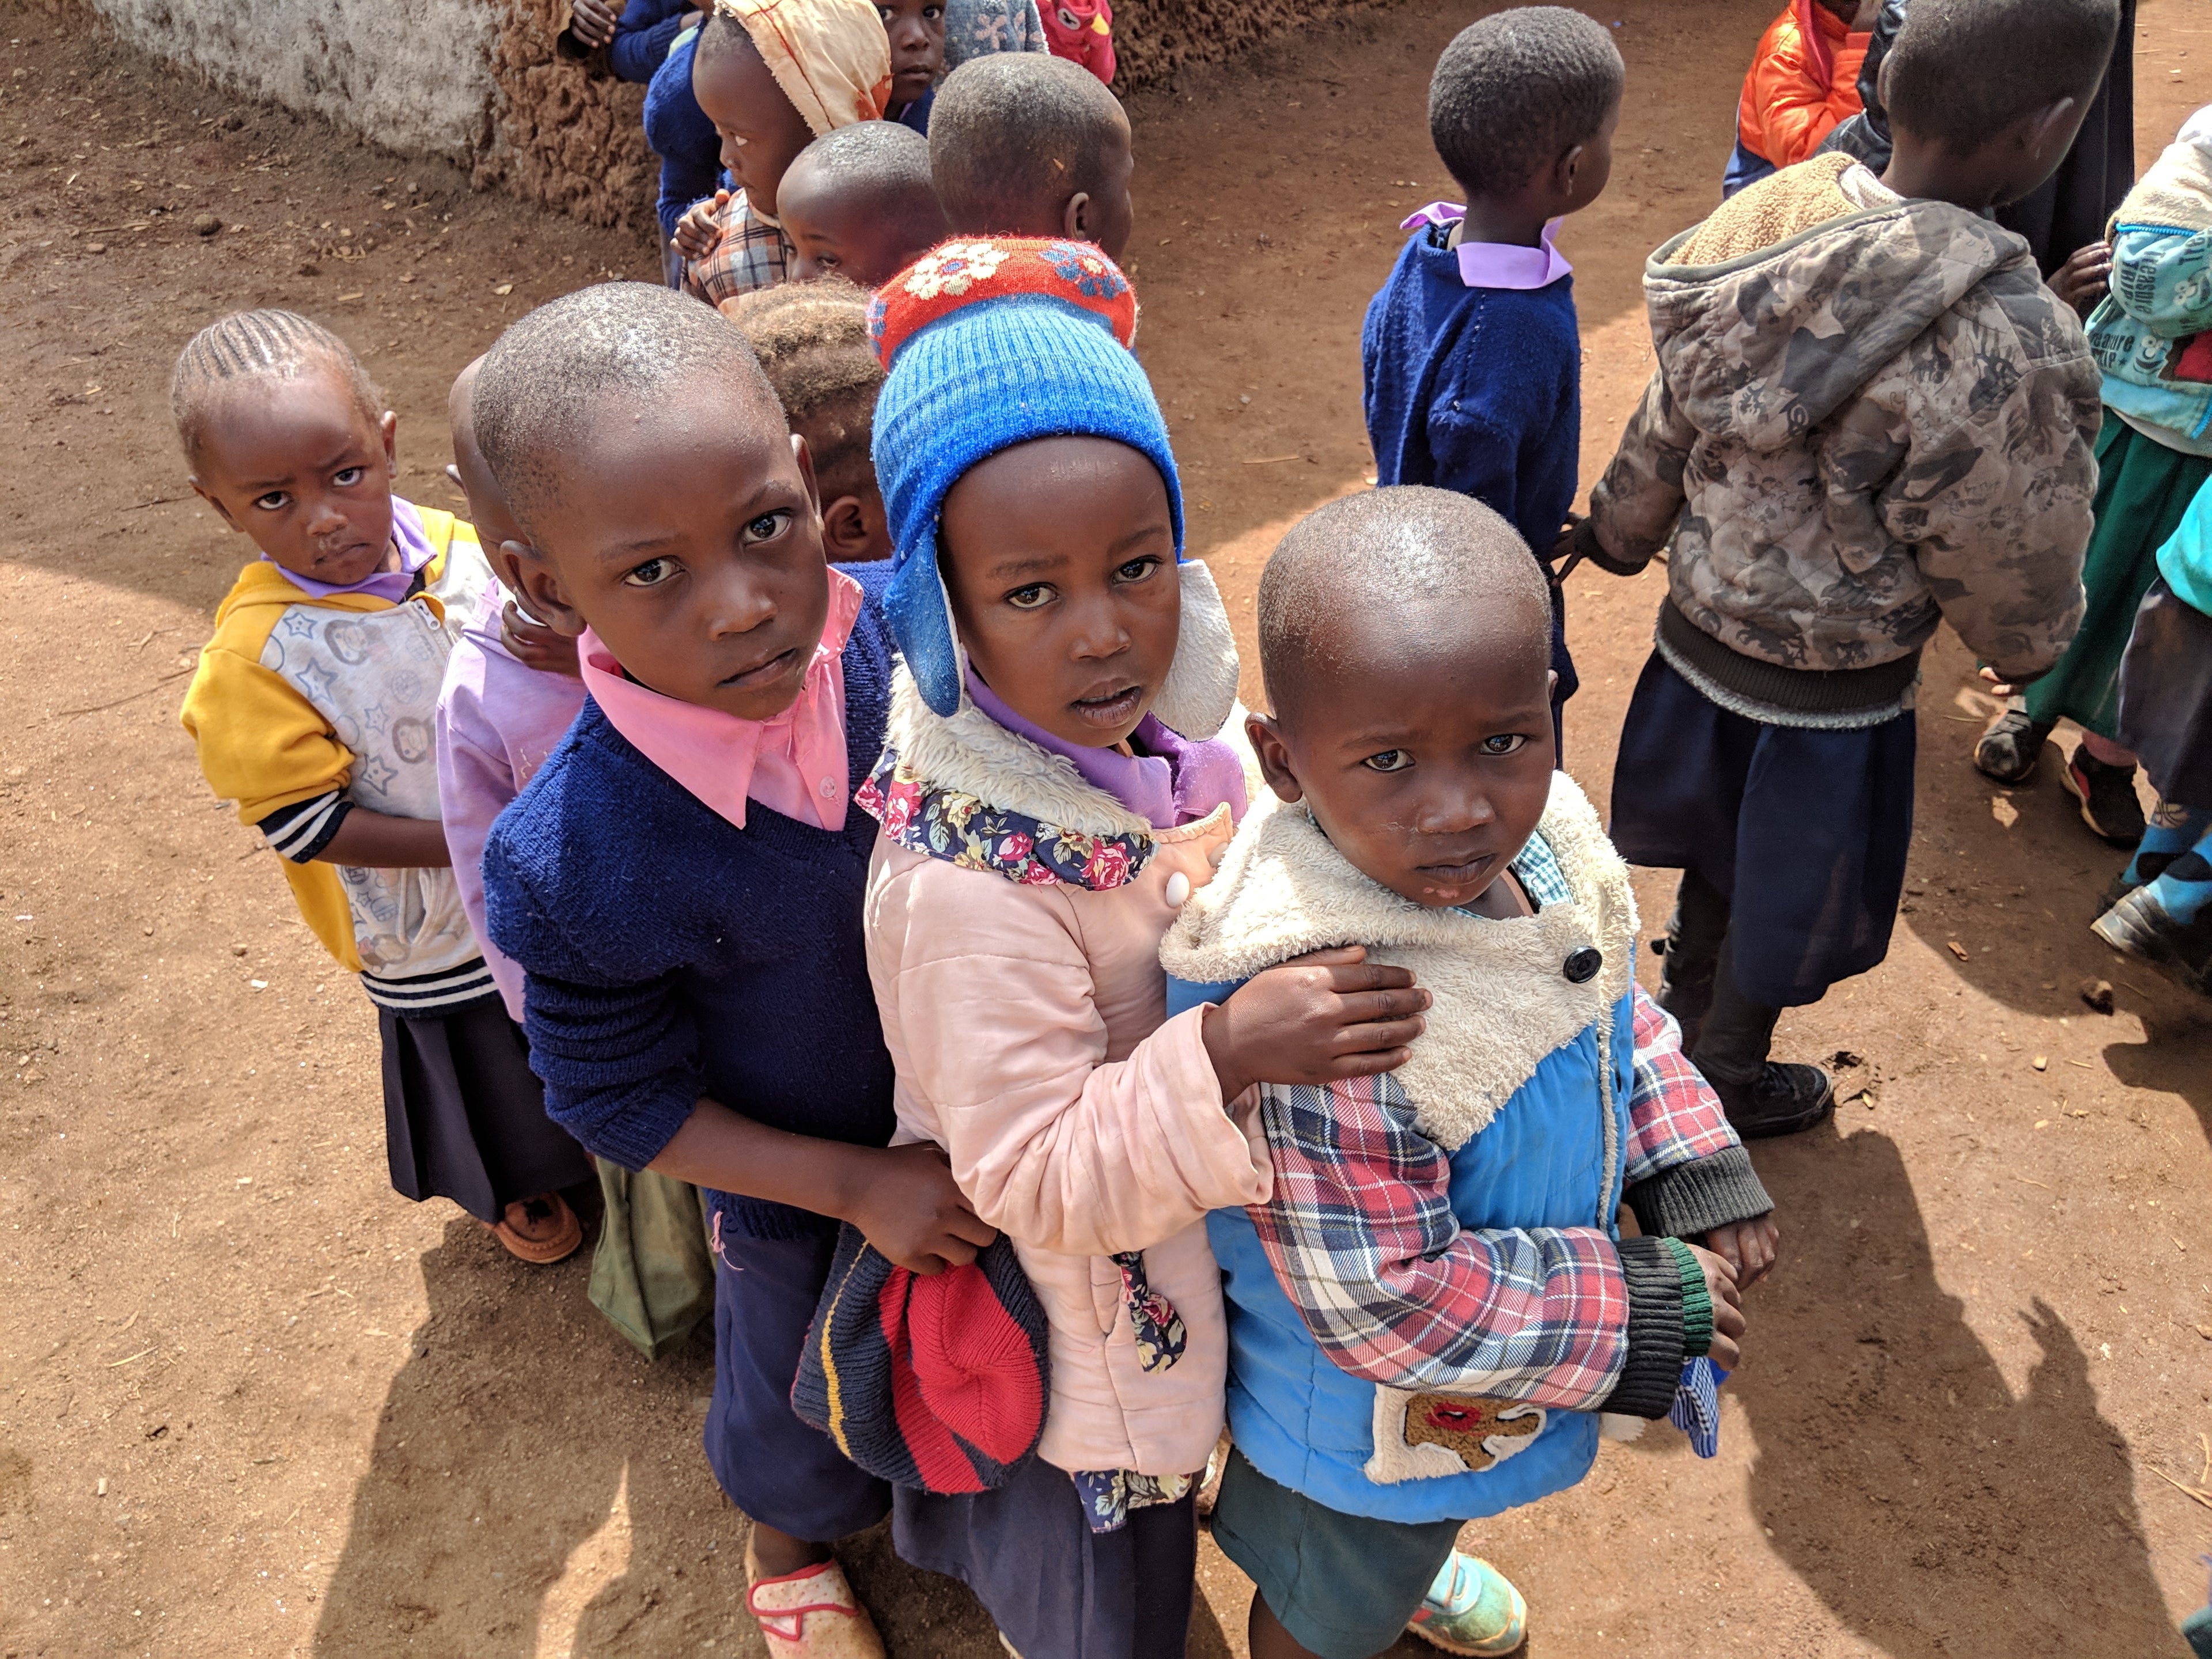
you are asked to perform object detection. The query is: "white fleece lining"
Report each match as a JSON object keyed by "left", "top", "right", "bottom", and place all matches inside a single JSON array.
[
  {"left": 1365, "top": 1388, "right": 1547, "bottom": 1484},
  {"left": 1151, "top": 560, "right": 1241, "bottom": 741},
  {"left": 1159, "top": 773, "right": 1638, "bottom": 1148},
  {"left": 885, "top": 665, "right": 1158, "bottom": 840}
]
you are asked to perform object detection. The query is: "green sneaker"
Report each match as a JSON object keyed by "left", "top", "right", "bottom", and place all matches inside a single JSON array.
[{"left": 1407, "top": 1552, "right": 1527, "bottom": 1657}]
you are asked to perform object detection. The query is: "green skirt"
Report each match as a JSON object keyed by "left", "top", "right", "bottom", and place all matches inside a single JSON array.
[{"left": 2025, "top": 412, "right": 2212, "bottom": 738}]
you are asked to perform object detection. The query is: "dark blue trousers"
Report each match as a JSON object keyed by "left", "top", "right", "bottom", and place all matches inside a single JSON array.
[{"left": 705, "top": 1228, "right": 892, "bottom": 1542}]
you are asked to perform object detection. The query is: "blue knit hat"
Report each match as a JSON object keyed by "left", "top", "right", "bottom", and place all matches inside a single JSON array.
[{"left": 869, "top": 238, "right": 1210, "bottom": 721}]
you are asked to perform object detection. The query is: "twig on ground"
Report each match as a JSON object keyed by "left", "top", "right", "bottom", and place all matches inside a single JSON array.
[{"left": 46, "top": 665, "right": 194, "bottom": 719}]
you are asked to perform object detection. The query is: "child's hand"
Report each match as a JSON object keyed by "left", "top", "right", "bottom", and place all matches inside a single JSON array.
[
  {"left": 1701, "top": 1215, "right": 1779, "bottom": 1289},
  {"left": 501, "top": 600, "right": 582, "bottom": 678},
  {"left": 2048, "top": 240, "right": 2112, "bottom": 315},
  {"left": 672, "top": 191, "right": 728, "bottom": 263},
  {"left": 1202, "top": 945, "right": 1430, "bottom": 1100},
  {"left": 1683, "top": 1241, "right": 1745, "bottom": 1369},
  {"left": 842, "top": 1142, "right": 998, "bottom": 1277},
  {"left": 567, "top": 0, "right": 622, "bottom": 49}
]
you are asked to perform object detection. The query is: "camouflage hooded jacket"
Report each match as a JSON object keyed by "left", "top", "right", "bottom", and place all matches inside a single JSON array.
[{"left": 1583, "top": 154, "right": 2098, "bottom": 717}]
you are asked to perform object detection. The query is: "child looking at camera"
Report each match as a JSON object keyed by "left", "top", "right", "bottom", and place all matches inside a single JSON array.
[
  {"left": 674, "top": 0, "right": 892, "bottom": 306},
  {"left": 1161, "top": 487, "right": 1775, "bottom": 1659},
  {"left": 175, "top": 310, "right": 591, "bottom": 1265},
  {"left": 859, "top": 241, "right": 1428, "bottom": 1659},
  {"left": 474, "top": 283, "right": 980, "bottom": 1659},
  {"left": 1363, "top": 8, "right": 1623, "bottom": 749},
  {"left": 880, "top": 0, "right": 947, "bottom": 131}
]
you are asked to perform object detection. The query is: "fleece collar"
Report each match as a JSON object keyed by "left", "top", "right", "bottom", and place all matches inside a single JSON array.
[
  {"left": 1159, "top": 772, "right": 1638, "bottom": 1147},
  {"left": 858, "top": 662, "right": 1160, "bottom": 891}
]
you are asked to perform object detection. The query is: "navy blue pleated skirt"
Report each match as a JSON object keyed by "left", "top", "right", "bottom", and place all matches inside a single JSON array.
[{"left": 1607, "top": 654, "right": 1916, "bottom": 1007}]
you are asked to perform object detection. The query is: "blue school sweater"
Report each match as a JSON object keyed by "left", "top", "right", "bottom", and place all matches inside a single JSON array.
[
  {"left": 610, "top": 0, "right": 693, "bottom": 83},
  {"left": 1362, "top": 222, "right": 1584, "bottom": 700},
  {"left": 480, "top": 564, "right": 899, "bottom": 1244},
  {"left": 645, "top": 32, "right": 725, "bottom": 246}
]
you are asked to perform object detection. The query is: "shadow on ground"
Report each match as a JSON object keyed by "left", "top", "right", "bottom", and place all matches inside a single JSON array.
[
  {"left": 1727, "top": 1123, "right": 2187, "bottom": 1658},
  {"left": 310, "top": 1221, "right": 1246, "bottom": 1658}
]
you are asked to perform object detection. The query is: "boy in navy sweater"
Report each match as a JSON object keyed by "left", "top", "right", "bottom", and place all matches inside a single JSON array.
[
  {"left": 1362, "top": 8, "right": 1623, "bottom": 747},
  {"left": 474, "top": 283, "right": 994, "bottom": 1659}
]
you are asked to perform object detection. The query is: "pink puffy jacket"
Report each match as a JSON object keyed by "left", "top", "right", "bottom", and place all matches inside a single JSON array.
[{"left": 862, "top": 672, "right": 1270, "bottom": 1477}]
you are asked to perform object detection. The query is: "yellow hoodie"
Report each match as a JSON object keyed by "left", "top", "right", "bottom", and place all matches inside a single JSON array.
[{"left": 179, "top": 503, "right": 496, "bottom": 1004}]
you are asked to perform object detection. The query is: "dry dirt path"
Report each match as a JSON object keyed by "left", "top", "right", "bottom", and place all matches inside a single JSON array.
[{"left": 3, "top": 3, "right": 2209, "bottom": 1656}]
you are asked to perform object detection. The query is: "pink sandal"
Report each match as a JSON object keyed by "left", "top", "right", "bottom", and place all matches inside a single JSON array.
[{"left": 747, "top": 1558, "right": 885, "bottom": 1659}]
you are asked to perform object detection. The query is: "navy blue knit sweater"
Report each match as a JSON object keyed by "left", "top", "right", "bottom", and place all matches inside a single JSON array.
[
  {"left": 1362, "top": 221, "right": 1584, "bottom": 706},
  {"left": 481, "top": 564, "right": 897, "bottom": 1242}
]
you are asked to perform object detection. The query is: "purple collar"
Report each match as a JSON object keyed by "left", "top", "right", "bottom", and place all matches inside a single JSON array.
[
  {"left": 964, "top": 669, "right": 1245, "bottom": 830},
  {"left": 1400, "top": 203, "right": 1572, "bottom": 291},
  {"left": 264, "top": 496, "right": 435, "bottom": 602}
]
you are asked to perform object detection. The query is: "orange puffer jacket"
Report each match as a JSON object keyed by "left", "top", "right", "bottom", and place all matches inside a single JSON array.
[{"left": 1736, "top": 1, "right": 1870, "bottom": 169}]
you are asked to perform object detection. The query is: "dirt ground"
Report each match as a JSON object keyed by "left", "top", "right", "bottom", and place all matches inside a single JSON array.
[{"left": 3, "top": 2, "right": 2210, "bottom": 1655}]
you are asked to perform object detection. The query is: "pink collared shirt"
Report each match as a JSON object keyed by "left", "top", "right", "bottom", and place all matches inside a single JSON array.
[
  {"left": 1400, "top": 203, "right": 1573, "bottom": 291},
  {"left": 577, "top": 567, "right": 862, "bottom": 832}
]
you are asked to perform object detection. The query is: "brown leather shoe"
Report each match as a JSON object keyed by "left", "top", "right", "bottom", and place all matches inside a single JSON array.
[{"left": 485, "top": 1192, "right": 583, "bottom": 1264}]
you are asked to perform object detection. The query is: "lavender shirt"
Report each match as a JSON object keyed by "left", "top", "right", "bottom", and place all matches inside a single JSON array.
[
  {"left": 436, "top": 584, "right": 590, "bottom": 1021},
  {"left": 266, "top": 497, "right": 439, "bottom": 601},
  {"left": 965, "top": 669, "right": 1247, "bottom": 828},
  {"left": 1398, "top": 203, "right": 1573, "bottom": 291}
]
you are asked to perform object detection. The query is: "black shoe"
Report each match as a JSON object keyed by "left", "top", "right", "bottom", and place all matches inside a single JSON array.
[
  {"left": 1710, "top": 1063, "right": 1835, "bottom": 1138},
  {"left": 2062, "top": 748, "right": 2146, "bottom": 846},
  {"left": 1974, "top": 709, "right": 2053, "bottom": 784}
]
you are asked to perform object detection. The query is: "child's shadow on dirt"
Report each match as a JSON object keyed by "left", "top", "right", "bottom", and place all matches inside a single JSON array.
[
  {"left": 310, "top": 1221, "right": 1005, "bottom": 1658},
  {"left": 1724, "top": 1123, "right": 2187, "bottom": 1658},
  {"left": 2104, "top": 1007, "right": 2212, "bottom": 1143}
]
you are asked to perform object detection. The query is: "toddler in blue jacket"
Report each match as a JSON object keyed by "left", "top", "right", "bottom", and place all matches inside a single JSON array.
[
  {"left": 1162, "top": 488, "right": 1775, "bottom": 1659},
  {"left": 1361, "top": 8, "right": 1623, "bottom": 749}
]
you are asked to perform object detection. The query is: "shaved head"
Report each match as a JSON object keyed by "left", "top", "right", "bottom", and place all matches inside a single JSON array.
[
  {"left": 783, "top": 122, "right": 943, "bottom": 243},
  {"left": 930, "top": 53, "right": 1129, "bottom": 235},
  {"left": 472, "top": 281, "right": 782, "bottom": 536},
  {"left": 1258, "top": 486, "right": 1552, "bottom": 725}
]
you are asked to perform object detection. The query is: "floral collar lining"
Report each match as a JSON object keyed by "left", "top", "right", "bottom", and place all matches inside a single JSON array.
[{"left": 855, "top": 747, "right": 1155, "bottom": 891}]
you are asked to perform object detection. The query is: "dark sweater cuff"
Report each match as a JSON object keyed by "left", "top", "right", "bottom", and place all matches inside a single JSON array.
[
  {"left": 1575, "top": 513, "right": 1648, "bottom": 577},
  {"left": 544, "top": 1070, "right": 703, "bottom": 1174},
  {"left": 1601, "top": 1234, "right": 1687, "bottom": 1418},
  {"left": 1624, "top": 1146, "right": 1773, "bottom": 1240}
]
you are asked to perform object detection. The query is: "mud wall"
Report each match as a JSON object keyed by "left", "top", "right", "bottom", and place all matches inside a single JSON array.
[{"left": 74, "top": 0, "right": 1404, "bottom": 232}]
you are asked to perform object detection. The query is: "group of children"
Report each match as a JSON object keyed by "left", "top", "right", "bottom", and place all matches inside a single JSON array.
[{"left": 171, "top": 0, "right": 2204, "bottom": 1654}]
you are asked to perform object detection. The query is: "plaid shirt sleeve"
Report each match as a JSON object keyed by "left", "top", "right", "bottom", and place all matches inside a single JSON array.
[
  {"left": 682, "top": 191, "right": 792, "bottom": 308},
  {"left": 1619, "top": 985, "right": 1774, "bottom": 1238},
  {"left": 1245, "top": 1072, "right": 1633, "bottom": 1410},
  {"left": 1622, "top": 984, "right": 1741, "bottom": 1185}
]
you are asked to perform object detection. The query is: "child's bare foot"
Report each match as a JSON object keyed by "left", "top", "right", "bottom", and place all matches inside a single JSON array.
[{"left": 484, "top": 1192, "right": 582, "bottom": 1263}]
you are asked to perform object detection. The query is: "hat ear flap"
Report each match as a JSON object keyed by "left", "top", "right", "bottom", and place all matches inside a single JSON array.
[
  {"left": 884, "top": 528, "right": 967, "bottom": 717},
  {"left": 1150, "top": 559, "right": 1241, "bottom": 740}
]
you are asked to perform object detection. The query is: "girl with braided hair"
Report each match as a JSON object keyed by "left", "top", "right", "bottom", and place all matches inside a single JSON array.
[{"left": 175, "top": 309, "right": 592, "bottom": 1263}]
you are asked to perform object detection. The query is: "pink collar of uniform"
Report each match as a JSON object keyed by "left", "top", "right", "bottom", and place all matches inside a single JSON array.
[
  {"left": 576, "top": 567, "right": 863, "bottom": 832},
  {"left": 1400, "top": 204, "right": 1573, "bottom": 291}
]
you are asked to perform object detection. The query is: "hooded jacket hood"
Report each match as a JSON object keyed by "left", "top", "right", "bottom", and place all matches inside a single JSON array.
[
  {"left": 1643, "top": 154, "right": 2037, "bottom": 452},
  {"left": 1582, "top": 153, "right": 2097, "bottom": 703}
]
